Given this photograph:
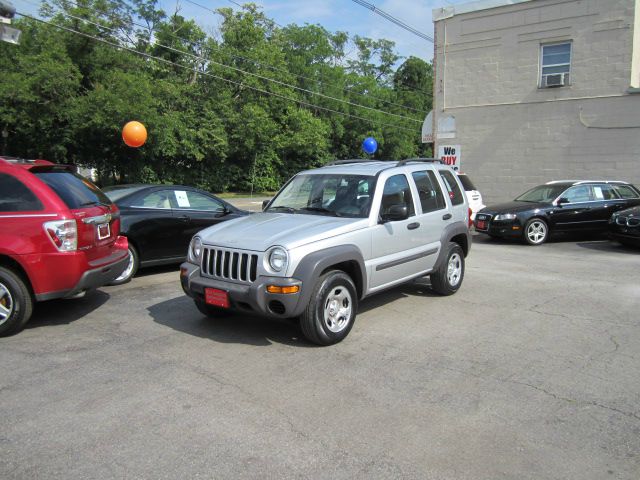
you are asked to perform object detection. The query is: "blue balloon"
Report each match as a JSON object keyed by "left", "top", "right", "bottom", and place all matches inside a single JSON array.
[{"left": 362, "top": 137, "right": 377, "bottom": 155}]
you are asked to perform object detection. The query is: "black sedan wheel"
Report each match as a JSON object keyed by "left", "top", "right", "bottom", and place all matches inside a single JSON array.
[
  {"left": 524, "top": 218, "right": 549, "bottom": 245},
  {"left": 110, "top": 245, "right": 139, "bottom": 285}
]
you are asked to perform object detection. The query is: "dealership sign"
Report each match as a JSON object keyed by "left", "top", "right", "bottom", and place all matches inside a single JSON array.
[{"left": 438, "top": 145, "right": 461, "bottom": 171}]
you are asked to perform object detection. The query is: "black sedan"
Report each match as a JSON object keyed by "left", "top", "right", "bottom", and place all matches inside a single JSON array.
[
  {"left": 103, "top": 184, "right": 248, "bottom": 284},
  {"left": 610, "top": 206, "right": 640, "bottom": 247},
  {"left": 474, "top": 180, "right": 640, "bottom": 245}
]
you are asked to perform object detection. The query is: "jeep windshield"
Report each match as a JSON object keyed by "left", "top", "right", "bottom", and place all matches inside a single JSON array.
[{"left": 267, "top": 174, "right": 376, "bottom": 218}]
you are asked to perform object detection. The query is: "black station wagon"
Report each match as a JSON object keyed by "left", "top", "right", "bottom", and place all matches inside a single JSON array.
[{"left": 474, "top": 180, "right": 640, "bottom": 245}]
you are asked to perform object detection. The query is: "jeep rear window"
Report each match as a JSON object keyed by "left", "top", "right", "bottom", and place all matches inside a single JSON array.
[
  {"left": 34, "top": 171, "right": 112, "bottom": 209},
  {"left": 0, "top": 173, "right": 44, "bottom": 212}
]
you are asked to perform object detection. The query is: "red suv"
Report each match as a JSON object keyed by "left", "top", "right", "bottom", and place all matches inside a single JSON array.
[{"left": 0, "top": 157, "right": 129, "bottom": 335}]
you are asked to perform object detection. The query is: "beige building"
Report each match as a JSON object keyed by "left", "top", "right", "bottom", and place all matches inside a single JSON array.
[{"left": 432, "top": 0, "right": 640, "bottom": 203}]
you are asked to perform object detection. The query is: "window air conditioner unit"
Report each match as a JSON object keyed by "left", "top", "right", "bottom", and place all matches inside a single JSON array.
[{"left": 542, "top": 73, "right": 568, "bottom": 88}]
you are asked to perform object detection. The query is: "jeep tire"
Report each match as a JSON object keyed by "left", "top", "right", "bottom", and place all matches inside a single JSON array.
[
  {"left": 0, "top": 267, "right": 34, "bottom": 336},
  {"left": 429, "top": 242, "right": 465, "bottom": 296},
  {"left": 300, "top": 270, "right": 357, "bottom": 346}
]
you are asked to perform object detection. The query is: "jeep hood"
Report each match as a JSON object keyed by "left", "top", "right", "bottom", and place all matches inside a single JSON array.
[{"left": 197, "top": 212, "right": 367, "bottom": 251}]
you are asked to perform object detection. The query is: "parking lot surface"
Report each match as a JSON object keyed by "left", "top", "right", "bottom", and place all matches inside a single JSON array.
[{"left": 1, "top": 235, "right": 639, "bottom": 479}]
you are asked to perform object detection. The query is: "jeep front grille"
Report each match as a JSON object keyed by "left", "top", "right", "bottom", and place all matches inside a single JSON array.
[{"left": 201, "top": 247, "right": 258, "bottom": 283}]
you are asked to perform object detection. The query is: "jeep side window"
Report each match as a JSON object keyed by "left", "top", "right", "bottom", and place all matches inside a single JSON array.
[
  {"left": 0, "top": 173, "right": 43, "bottom": 212},
  {"left": 412, "top": 170, "right": 446, "bottom": 213},
  {"left": 438, "top": 170, "right": 464, "bottom": 205},
  {"left": 381, "top": 174, "right": 415, "bottom": 217}
]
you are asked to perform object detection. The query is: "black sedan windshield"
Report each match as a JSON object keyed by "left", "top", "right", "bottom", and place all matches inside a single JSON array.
[{"left": 515, "top": 184, "right": 568, "bottom": 203}]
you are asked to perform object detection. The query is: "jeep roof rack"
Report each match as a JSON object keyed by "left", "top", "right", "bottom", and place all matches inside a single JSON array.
[
  {"left": 325, "top": 159, "right": 388, "bottom": 166},
  {"left": 396, "top": 158, "right": 442, "bottom": 166}
]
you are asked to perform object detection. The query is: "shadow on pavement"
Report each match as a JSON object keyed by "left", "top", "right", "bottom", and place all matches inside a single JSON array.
[
  {"left": 27, "top": 289, "right": 111, "bottom": 329},
  {"left": 147, "top": 296, "right": 312, "bottom": 348},
  {"left": 576, "top": 239, "right": 639, "bottom": 254}
]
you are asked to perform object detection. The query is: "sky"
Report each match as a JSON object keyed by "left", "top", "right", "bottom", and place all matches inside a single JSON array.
[{"left": 160, "top": 0, "right": 470, "bottom": 62}]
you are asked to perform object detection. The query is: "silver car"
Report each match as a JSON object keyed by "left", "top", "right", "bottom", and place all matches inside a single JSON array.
[{"left": 180, "top": 159, "right": 471, "bottom": 345}]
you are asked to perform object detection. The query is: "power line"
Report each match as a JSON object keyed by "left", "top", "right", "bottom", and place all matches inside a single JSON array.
[
  {"left": 15, "top": 11, "right": 420, "bottom": 134},
  {"left": 22, "top": 0, "right": 423, "bottom": 123},
  {"left": 350, "top": 0, "right": 434, "bottom": 43}
]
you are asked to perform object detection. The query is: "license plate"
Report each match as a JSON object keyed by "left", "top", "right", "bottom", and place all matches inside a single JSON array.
[
  {"left": 97, "top": 222, "right": 111, "bottom": 240},
  {"left": 476, "top": 220, "right": 487, "bottom": 230},
  {"left": 205, "top": 288, "right": 230, "bottom": 308}
]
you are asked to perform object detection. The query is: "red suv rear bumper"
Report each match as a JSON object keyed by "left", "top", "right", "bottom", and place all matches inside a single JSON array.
[{"left": 23, "top": 236, "right": 130, "bottom": 301}]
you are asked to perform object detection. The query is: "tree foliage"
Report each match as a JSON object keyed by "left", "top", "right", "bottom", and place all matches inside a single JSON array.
[{"left": 0, "top": 1, "right": 433, "bottom": 191}]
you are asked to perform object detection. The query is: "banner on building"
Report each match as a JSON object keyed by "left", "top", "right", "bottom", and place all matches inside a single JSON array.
[{"left": 438, "top": 145, "right": 461, "bottom": 171}]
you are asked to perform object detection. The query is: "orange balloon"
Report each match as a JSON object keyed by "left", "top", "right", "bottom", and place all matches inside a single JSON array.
[{"left": 122, "top": 121, "right": 147, "bottom": 147}]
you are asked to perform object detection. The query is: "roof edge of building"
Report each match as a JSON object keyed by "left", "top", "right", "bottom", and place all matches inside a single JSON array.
[{"left": 433, "top": 0, "right": 535, "bottom": 22}]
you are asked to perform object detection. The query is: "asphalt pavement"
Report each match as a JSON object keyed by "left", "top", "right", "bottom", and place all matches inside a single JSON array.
[{"left": 1, "top": 233, "right": 639, "bottom": 479}]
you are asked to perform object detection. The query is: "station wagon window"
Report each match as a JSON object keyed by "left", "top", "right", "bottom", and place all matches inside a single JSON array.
[
  {"left": 412, "top": 170, "right": 445, "bottom": 213},
  {"left": 592, "top": 185, "right": 618, "bottom": 200},
  {"left": 0, "top": 173, "right": 43, "bottom": 212},
  {"left": 562, "top": 185, "right": 593, "bottom": 203},
  {"left": 381, "top": 174, "right": 415, "bottom": 217},
  {"left": 540, "top": 42, "right": 571, "bottom": 86},
  {"left": 613, "top": 184, "right": 640, "bottom": 199},
  {"left": 438, "top": 170, "right": 464, "bottom": 206}
]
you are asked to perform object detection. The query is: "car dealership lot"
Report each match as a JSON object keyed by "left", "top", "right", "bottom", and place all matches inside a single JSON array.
[{"left": 1, "top": 235, "right": 639, "bottom": 479}]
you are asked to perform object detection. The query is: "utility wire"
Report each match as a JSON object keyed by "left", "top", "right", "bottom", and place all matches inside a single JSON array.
[
  {"left": 351, "top": 0, "right": 434, "bottom": 43},
  {"left": 23, "top": 0, "right": 422, "bottom": 123},
  {"left": 15, "top": 11, "right": 420, "bottom": 134},
  {"left": 41, "top": 0, "right": 428, "bottom": 113}
]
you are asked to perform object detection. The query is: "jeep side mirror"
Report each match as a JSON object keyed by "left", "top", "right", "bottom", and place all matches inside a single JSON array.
[
  {"left": 556, "top": 197, "right": 570, "bottom": 206},
  {"left": 262, "top": 199, "right": 271, "bottom": 211},
  {"left": 381, "top": 204, "right": 408, "bottom": 222}
]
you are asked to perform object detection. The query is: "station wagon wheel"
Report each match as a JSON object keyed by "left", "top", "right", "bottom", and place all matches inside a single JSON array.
[
  {"left": 300, "top": 270, "right": 357, "bottom": 346},
  {"left": 430, "top": 242, "right": 465, "bottom": 296},
  {"left": 0, "top": 267, "right": 34, "bottom": 336},
  {"left": 110, "top": 244, "right": 139, "bottom": 285},
  {"left": 524, "top": 218, "right": 548, "bottom": 245}
]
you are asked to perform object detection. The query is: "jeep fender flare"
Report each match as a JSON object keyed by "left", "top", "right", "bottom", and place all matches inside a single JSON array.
[
  {"left": 291, "top": 245, "right": 366, "bottom": 316},
  {"left": 433, "top": 221, "right": 472, "bottom": 271}
]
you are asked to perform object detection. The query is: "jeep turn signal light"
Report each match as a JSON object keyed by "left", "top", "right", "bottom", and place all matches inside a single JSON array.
[{"left": 267, "top": 285, "right": 300, "bottom": 294}]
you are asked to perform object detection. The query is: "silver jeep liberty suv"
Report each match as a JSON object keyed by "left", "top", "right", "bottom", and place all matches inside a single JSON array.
[{"left": 180, "top": 159, "right": 471, "bottom": 345}]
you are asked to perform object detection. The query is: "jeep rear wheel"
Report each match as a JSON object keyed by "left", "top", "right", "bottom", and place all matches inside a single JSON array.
[
  {"left": 300, "top": 270, "right": 357, "bottom": 346},
  {"left": 430, "top": 242, "right": 465, "bottom": 296},
  {"left": 0, "top": 267, "right": 34, "bottom": 336}
]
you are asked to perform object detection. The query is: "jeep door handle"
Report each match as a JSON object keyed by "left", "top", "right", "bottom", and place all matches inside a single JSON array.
[
  {"left": 177, "top": 215, "right": 190, "bottom": 222},
  {"left": 407, "top": 222, "right": 420, "bottom": 230},
  {"left": 442, "top": 213, "right": 452, "bottom": 220}
]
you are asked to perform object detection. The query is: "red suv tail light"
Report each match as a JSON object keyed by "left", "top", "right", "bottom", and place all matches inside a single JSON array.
[
  {"left": 468, "top": 208, "right": 473, "bottom": 228},
  {"left": 44, "top": 220, "right": 78, "bottom": 251}
]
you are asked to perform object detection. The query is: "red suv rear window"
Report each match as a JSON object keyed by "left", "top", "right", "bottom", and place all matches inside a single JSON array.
[{"left": 34, "top": 171, "right": 112, "bottom": 209}]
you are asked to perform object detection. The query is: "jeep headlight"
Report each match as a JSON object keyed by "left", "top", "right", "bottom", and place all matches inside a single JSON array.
[
  {"left": 267, "top": 246, "right": 288, "bottom": 273},
  {"left": 494, "top": 213, "right": 517, "bottom": 221},
  {"left": 188, "top": 236, "right": 202, "bottom": 263}
]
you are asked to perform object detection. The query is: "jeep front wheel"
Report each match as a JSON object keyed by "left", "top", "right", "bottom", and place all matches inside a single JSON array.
[
  {"left": 300, "top": 270, "right": 357, "bottom": 346},
  {"left": 0, "top": 266, "right": 34, "bottom": 336},
  {"left": 430, "top": 242, "right": 465, "bottom": 296}
]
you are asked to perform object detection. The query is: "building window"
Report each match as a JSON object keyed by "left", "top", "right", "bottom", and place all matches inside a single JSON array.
[{"left": 540, "top": 42, "right": 571, "bottom": 88}]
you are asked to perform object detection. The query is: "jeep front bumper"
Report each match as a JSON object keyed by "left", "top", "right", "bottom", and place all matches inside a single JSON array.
[{"left": 180, "top": 262, "right": 305, "bottom": 318}]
